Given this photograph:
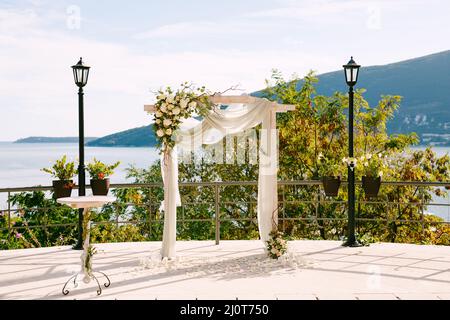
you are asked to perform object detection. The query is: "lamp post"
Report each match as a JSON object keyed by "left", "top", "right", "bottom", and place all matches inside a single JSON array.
[
  {"left": 71, "top": 57, "right": 90, "bottom": 250},
  {"left": 343, "top": 56, "right": 361, "bottom": 247}
]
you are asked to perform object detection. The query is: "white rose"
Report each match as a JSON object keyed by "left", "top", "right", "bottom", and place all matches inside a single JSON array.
[
  {"left": 188, "top": 101, "right": 197, "bottom": 109},
  {"left": 155, "top": 119, "right": 161, "bottom": 124},
  {"left": 166, "top": 95, "right": 175, "bottom": 103},
  {"left": 160, "top": 105, "right": 167, "bottom": 113},
  {"left": 155, "top": 111, "right": 162, "bottom": 118},
  {"left": 163, "top": 119, "right": 172, "bottom": 127},
  {"left": 157, "top": 94, "right": 166, "bottom": 100},
  {"left": 173, "top": 107, "right": 181, "bottom": 115},
  {"left": 167, "top": 104, "right": 174, "bottom": 110},
  {"left": 156, "top": 129, "right": 164, "bottom": 137},
  {"left": 165, "top": 128, "right": 172, "bottom": 135},
  {"left": 180, "top": 99, "right": 189, "bottom": 109}
]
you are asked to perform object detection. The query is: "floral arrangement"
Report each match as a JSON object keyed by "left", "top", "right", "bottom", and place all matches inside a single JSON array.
[
  {"left": 342, "top": 157, "right": 358, "bottom": 171},
  {"left": 152, "top": 83, "right": 213, "bottom": 152},
  {"left": 357, "top": 153, "right": 386, "bottom": 178},
  {"left": 266, "top": 230, "right": 288, "bottom": 259},
  {"left": 81, "top": 209, "right": 96, "bottom": 282},
  {"left": 83, "top": 245, "right": 97, "bottom": 280},
  {"left": 317, "top": 152, "right": 344, "bottom": 177},
  {"left": 86, "top": 158, "right": 120, "bottom": 180},
  {"left": 41, "top": 155, "right": 77, "bottom": 181}
]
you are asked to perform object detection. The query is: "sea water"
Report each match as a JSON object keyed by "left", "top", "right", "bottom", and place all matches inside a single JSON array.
[{"left": 0, "top": 142, "right": 449, "bottom": 221}]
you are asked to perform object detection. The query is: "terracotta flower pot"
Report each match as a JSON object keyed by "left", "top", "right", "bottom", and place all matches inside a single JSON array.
[
  {"left": 322, "top": 176, "right": 341, "bottom": 197},
  {"left": 90, "top": 178, "right": 110, "bottom": 196},
  {"left": 52, "top": 180, "right": 74, "bottom": 199},
  {"left": 362, "top": 176, "right": 381, "bottom": 198}
]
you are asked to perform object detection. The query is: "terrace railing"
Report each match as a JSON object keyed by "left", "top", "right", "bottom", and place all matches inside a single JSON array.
[{"left": 1, "top": 180, "right": 449, "bottom": 246}]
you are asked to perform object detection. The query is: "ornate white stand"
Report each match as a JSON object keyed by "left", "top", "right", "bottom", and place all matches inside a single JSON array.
[{"left": 57, "top": 196, "right": 116, "bottom": 296}]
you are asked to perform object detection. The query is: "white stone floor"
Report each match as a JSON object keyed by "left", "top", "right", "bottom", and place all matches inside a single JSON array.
[{"left": 1, "top": 240, "right": 450, "bottom": 300}]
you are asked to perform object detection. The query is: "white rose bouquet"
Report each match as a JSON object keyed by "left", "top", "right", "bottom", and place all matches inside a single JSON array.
[
  {"left": 151, "top": 83, "right": 212, "bottom": 152},
  {"left": 357, "top": 153, "right": 387, "bottom": 178},
  {"left": 266, "top": 230, "right": 288, "bottom": 259}
]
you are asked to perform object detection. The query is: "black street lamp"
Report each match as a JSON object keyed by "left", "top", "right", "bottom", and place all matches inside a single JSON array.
[
  {"left": 343, "top": 57, "right": 362, "bottom": 247},
  {"left": 71, "top": 57, "right": 90, "bottom": 250}
]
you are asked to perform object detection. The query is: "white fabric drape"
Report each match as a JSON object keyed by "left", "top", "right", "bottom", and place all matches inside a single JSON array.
[
  {"left": 160, "top": 146, "right": 180, "bottom": 258},
  {"left": 160, "top": 99, "right": 279, "bottom": 258},
  {"left": 258, "top": 109, "right": 279, "bottom": 243}
]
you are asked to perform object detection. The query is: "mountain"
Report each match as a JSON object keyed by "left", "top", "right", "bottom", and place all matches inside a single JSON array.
[
  {"left": 88, "top": 50, "right": 450, "bottom": 147},
  {"left": 312, "top": 50, "right": 450, "bottom": 145},
  {"left": 15, "top": 137, "right": 97, "bottom": 143},
  {"left": 86, "top": 125, "right": 157, "bottom": 147}
]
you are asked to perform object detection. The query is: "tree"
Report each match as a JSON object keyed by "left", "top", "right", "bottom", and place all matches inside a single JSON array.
[{"left": 3, "top": 71, "right": 450, "bottom": 249}]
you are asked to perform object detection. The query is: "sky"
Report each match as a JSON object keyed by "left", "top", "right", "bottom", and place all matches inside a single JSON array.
[{"left": 0, "top": 0, "right": 449, "bottom": 141}]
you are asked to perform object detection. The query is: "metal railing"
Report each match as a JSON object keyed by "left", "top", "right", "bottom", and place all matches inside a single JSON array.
[{"left": 1, "top": 180, "right": 450, "bottom": 246}]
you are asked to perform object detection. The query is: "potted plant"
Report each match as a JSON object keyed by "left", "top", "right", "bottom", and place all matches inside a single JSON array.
[
  {"left": 317, "top": 153, "right": 343, "bottom": 197},
  {"left": 359, "top": 153, "right": 385, "bottom": 198},
  {"left": 41, "top": 155, "right": 77, "bottom": 199},
  {"left": 86, "top": 158, "right": 120, "bottom": 195}
]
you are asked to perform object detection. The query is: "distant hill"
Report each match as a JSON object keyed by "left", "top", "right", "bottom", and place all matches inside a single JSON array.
[
  {"left": 311, "top": 50, "right": 450, "bottom": 145},
  {"left": 88, "top": 50, "right": 450, "bottom": 147},
  {"left": 86, "top": 125, "right": 157, "bottom": 147},
  {"left": 15, "top": 137, "right": 97, "bottom": 143}
]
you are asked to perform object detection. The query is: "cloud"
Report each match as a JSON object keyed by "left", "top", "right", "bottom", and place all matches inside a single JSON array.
[
  {"left": 0, "top": 6, "right": 337, "bottom": 141},
  {"left": 133, "top": 19, "right": 277, "bottom": 40},
  {"left": 0, "top": 7, "right": 40, "bottom": 33},
  {"left": 245, "top": 0, "right": 425, "bottom": 25},
  {"left": 248, "top": 0, "right": 361, "bottom": 18},
  {"left": 134, "top": 22, "right": 216, "bottom": 39},
  {"left": 2, "top": 0, "right": 448, "bottom": 141}
]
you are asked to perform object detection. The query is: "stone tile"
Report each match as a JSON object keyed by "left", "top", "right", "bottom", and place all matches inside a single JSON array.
[
  {"left": 395, "top": 293, "right": 440, "bottom": 300},
  {"left": 315, "top": 293, "right": 358, "bottom": 300},
  {"left": 423, "top": 271, "right": 450, "bottom": 282},
  {"left": 437, "top": 293, "right": 450, "bottom": 300},
  {"left": 356, "top": 293, "right": 399, "bottom": 300},
  {"left": 236, "top": 293, "right": 277, "bottom": 300},
  {"left": 1, "top": 241, "right": 450, "bottom": 300},
  {"left": 275, "top": 293, "right": 317, "bottom": 300}
]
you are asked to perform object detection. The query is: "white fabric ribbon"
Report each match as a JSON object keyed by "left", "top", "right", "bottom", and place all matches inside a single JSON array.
[{"left": 160, "top": 99, "right": 279, "bottom": 258}]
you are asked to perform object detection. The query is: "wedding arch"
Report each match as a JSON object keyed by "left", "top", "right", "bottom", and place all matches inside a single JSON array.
[{"left": 145, "top": 94, "right": 294, "bottom": 258}]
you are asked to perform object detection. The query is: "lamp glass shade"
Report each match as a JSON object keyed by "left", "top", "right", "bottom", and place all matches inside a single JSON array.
[
  {"left": 343, "top": 57, "right": 360, "bottom": 86},
  {"left": 71, "top": 58, "right": 90, "bottom": 87}
]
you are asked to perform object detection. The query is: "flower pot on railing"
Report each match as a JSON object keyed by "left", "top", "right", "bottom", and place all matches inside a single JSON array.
[
  {"left": 322, "top": 176, "right": 341, "bottom": 197},
  {"left": 86, "top": 159, "right": 119, "bottom": 196},
  {"left": 90, "top": 178, "right": 110, "bottom": 196},
  {"left": 362, "top": 176, "right": 381, "bottom": 198},
  {"left": 52, "top": 180, "right": 74, "bottom": 199}
]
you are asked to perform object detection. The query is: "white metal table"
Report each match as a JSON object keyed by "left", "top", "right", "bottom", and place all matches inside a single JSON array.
[{"left": 57, "top": 196, "right": 116, "bottom": 296}]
